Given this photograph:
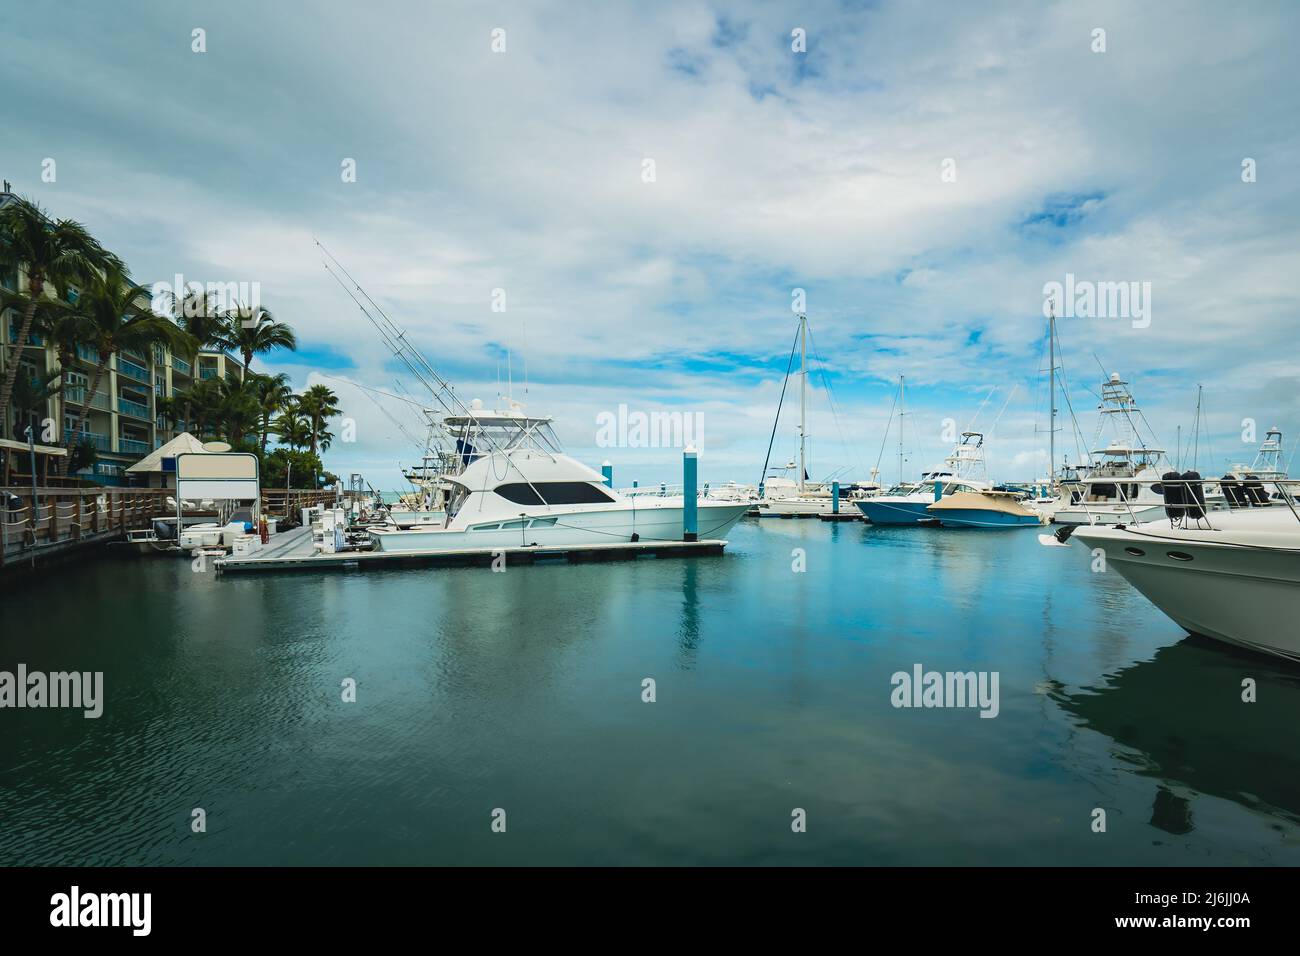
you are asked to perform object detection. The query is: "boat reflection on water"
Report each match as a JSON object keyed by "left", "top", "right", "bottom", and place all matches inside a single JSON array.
[{"left": 1049, "top": 636, "right": 1300, "bottom": 833}]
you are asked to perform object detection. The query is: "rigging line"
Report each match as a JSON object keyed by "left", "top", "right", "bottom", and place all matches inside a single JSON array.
[
  {"left": 873, "top": 381, "right": 899, "bottom": 480},
  {"left": 318, "top": 374, "right": 430, "bottom": 409},
  {"left": 963, "top": 385, "right": 998, "bottom": 434},
  {"left": 805, "top": 324, "right": 865, "bottom": 477},
  {"left": 348, "top": 385, "right": 425, "bottom": 454},
  {"left": 317, "top": 250, "right": 552, "bottom": 505},
  {"left": 758, "top": 323, "right": 803, "bottom": 487},
  {"left": 1052, "top": 327, "right": 1088, "bottom": 465}
]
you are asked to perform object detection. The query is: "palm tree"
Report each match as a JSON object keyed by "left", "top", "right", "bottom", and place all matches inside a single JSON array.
[
  {"left": 61, "top": 272, "right": 193, "bottom": 470},
  {"left": 273, "top": 402, "right": 311, "bottom": 451},
  {"left": 0, "top": 196, "right": 123, "bottom": 426},
  {"left": 171, "top": 289, "right": 231, "bottom": 358},
  {"left": 251, "top": 372, "right": 293, "bottom": 454},
  {"left": 177, "top": 379, "right": 225, "bottom": 439},
  {"left": 296, "top": 384, "right": 340, "bottom": 457},
  {"left": 214, "top": 376, "right": 261, "bottom": 446},
  {"left": 33, "top": 293, "right": 91, "bottom": 390},
  {"left": 226, "top": 305, "right": 296, "bottom": 376},
  {"left": 8, "top": 367, "right": 61, "bottom": 441}
]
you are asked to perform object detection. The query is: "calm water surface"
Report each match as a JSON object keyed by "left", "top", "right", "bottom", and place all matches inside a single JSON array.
[{"left": 3, "top": 518, "right": 1299, "bottom": 865}]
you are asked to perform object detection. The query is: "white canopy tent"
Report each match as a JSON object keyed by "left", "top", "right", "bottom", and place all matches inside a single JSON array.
[{"left": 125, "top": 432, "right": 209, "bottom": 488}]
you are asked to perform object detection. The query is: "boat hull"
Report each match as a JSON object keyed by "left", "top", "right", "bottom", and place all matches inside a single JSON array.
[
  {"left": 1073, "top": 525, "right": 1300, "bottom": 663},
  {"left": 753, "top": 497, "right": 848, "bottom": 517},
  {"left": 855, "top": 499, "right": 935, "bottom": 525},
  {"left": 930, "top": 509, "right": 1042, "bottom": 529},
  {"left": 369, "top": 502, "right": 751, "bottom": 553}
]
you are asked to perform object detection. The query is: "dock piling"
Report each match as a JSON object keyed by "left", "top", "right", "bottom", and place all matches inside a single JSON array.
[{"left": 683, "top": 446, "right": 698, "bottom": 541}]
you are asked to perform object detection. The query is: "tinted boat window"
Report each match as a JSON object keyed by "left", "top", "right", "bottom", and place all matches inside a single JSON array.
[{"left": 496, "top": 482, "right": 614, "bottom": 505}]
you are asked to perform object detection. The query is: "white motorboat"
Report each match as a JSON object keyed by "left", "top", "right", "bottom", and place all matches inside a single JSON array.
[
  {"left": 178, "top": 507, "right": 256, "bottom": 552},
  {"left": 368, "top": 403, "right": 750, "bottom": 553},
  {"left": 1051, "top": 373, "right": 1171, "bottom": 525},
  {"left": 751, "top": 473, "right": 880, "bottom": 517},
  {"left": 857, "top": 431, "right": 991, "bottom": 525},
  {"left": 1070, "top": 485, "right": 1300, "bottom": 663},
  {"left": 703, "top": 480, "right": 760, "bottom": 503}
]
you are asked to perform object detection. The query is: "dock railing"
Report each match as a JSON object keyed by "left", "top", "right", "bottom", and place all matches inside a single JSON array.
[{"left": 1, "top": 486, "right": 353, "bottom": 569}]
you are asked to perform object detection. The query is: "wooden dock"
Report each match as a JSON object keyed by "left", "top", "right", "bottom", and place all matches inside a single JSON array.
[{"left": 215, "top": 526, "right": 729, "bottom": 574}]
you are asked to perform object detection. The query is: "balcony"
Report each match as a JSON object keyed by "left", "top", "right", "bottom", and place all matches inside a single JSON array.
[
  {"left": 116, "top": 356, "right": 151, "bottom": 383},
  {"left": 198, "top": 365, "right": 218, "bottom": 380},
  {"left": 172, "top": 356, "right": 192, "bottom": 376},
  {"left": 63, "top": 386, "right": 112, "bottom": 411},
  {"left": 118, "top": 437, "right": 150, "bottom": 456},
  {"left": 76, "top": 343, "right": 102, "bottom": 364},
  {"left": 7, "top": 323, "right": 44, "bottom": 346},
  {"left": 63, "top": 429, "right": 111, "bottom": 452},
  {"left": 118, "top": 397, "right": 152, "bottom": 419}
]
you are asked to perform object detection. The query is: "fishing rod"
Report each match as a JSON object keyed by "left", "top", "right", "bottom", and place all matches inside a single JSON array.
[{"left": 315, "top": 239, "right": 555, "bottom": 506}]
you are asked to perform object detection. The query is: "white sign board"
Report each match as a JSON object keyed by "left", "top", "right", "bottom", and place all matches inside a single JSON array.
[{"left": 176, "top": 452, "right": 260, "bottom": 500}]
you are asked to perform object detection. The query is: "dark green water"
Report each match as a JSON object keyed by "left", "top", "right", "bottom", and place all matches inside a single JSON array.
[{"left": 3, "top": 518, "right": 1299, "bottom": 865}]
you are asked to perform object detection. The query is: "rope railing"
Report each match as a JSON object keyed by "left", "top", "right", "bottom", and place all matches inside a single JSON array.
[{"left": 1, "top": 485, "right": 356, "bottom": 564}]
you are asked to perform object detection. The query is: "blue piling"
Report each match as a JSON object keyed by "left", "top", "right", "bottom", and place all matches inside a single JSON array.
[
  {"left": 832, "top": 481, "right": 840, "bottom": 514},
  {"left": 601, "top": 461, "right": 613, "bottom": 488},
  {"left": 683, "top": 446, "right": 698, "bottom": 541},
  {"left": 933, "top": 480, "right": 943, "bottom": 501}
]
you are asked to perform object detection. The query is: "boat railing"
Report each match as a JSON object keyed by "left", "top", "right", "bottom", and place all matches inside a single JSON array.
[
  {"left": 618, "top": 483, "right": 744, "bottom": 499},
  {"left": 1099, "top": 476, "right": 1300, "bottom": 529}
]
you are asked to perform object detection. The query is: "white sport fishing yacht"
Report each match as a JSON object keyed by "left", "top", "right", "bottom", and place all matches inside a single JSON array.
[
  {"left": 1068, "top": 478, "right": 1300, "bottom": 663},
  {"left": 1052, "top": 373, "right": 1169, "bottom": 525},
  {"left": 368, "top": 401, "right": 751, "bottom": 553}
]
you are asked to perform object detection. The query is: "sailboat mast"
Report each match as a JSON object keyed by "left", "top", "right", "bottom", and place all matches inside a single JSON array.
[
  {"left": 1049, "top": 304, "right": 1056, "bottom": 481},
  {"left": 898, "top": 374, "right": 905, "bottom": 483},
  {"left": 799, "top": 313, "right": 807, "bottom": 493}
]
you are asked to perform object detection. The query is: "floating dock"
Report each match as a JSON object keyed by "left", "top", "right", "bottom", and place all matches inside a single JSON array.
[{"left": 214, "top": 525, "right": 728, "bottom": 574}]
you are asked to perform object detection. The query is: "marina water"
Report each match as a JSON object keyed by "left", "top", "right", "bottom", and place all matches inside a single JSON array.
[{"left": 3, "top": 519, "right": 1299, "bottom": 865}]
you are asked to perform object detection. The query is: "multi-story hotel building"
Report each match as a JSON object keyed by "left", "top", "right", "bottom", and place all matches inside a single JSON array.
[{"left": 1, "top": 187, "right": 247, "bottom": 485}]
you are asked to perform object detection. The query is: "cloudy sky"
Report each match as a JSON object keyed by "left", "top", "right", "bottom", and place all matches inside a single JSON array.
[{"left": 4, "top": 0, "right": 1298, "bottom": 489}]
